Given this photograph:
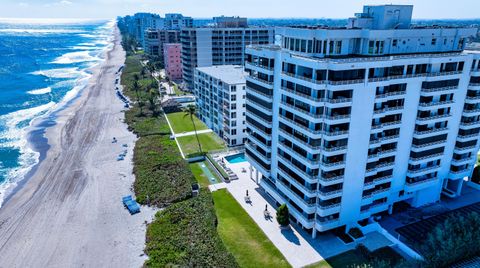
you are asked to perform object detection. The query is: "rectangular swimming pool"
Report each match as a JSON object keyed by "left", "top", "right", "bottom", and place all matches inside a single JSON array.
[{"left": 225, "top": 153, "right": 247, "bottom": 164}]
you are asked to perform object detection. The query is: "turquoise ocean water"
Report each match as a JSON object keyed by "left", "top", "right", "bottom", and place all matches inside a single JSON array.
[{"left": 0, "top": 19, "right": 113, "bottom": 207}]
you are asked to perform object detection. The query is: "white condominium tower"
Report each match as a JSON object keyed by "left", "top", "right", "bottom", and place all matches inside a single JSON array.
[
  {"left": 195, "top": 65, "right": 248, "bottom": 146},
  {"left": 180, "top": 18, "right": 274, "bottom": 90},
  {"left": 244, "top": 4, "right": 480, "bottom": 237}
]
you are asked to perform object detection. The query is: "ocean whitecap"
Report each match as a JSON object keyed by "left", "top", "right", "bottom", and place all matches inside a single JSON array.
[{"left": 27, "top": 87, "right": 52, "bottom": 95}]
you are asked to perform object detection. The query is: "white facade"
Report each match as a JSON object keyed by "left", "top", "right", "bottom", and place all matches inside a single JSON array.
[
  {"left": 195, "top": 65, "right": 248, "bottom": 146},
  {"left": 245, "top": 5, "right": 480, "bottom": 237},
  {"left": 181, "top": 27, "right": 274, "bottom": 90},
  {"left": 133, "top": 13, "right": 163, "bottom": 48}
]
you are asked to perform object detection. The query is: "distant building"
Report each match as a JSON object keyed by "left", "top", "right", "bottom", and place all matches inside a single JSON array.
[
  {"left": 244, "top": 4, "right": 480, "bottom": 237},
  {"left": 164, "top": 43, "right": 183, "bottom": 81},
  {"left": 195, "top": 65, "right": 248, "bottom": 146},
  {"left": 181, "top": 25, "right": 274, "bottom": 90},
  {"left": 165, "top": 13, "right": 194, "bottom": 30},
  {"left": 133, "top": 13, "right": 163, "bottom": 48},
  {"left": 213, "top": 16, "right": 248, "bottom": 28},
  {"left": 144, "top": 30, "right": 180, "bottom": 57}
]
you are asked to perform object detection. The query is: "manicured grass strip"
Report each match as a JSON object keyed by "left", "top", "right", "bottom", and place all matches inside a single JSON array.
[
  {"left": 166, "top": 111, "right": 207, "bottom": 133},
  {"left": 145, "top": 191, "right": 238, "bottom": 268},
  {"left": 212, "top": 189, "right": 290, "bottom": 268},
  {"left": 176, "top": 132, "right": 226, "bottom": 155},
  {"left": 124, "top": 106, "right": 171, "bottom": 136}
]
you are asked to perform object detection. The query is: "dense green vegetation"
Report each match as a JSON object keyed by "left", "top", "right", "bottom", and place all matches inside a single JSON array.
[
  {"left": 166, "top": 111, "right": 207, "bottom": 133},
  {"left": 212, "top": 189, "right": 290, "bottom": 268},
  {"left": 145, "top": 191, "right": 238, "bottom": 268},
  {"left": 306, "top": 245, "right": 405, "bottom": 268},
  {"left": 419, "top": 212, "right": 480, "bottom": 267},
  {"left": 119, "top": 49, "right": 239, "bottom": 267},
  {"left": 176, "top": 132, "right": 226, "bottom": 155},
  {"left": 276, "top": 204, "right": 290, "bottom": 227}
]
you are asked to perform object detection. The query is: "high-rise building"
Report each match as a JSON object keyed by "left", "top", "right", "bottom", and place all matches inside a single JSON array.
[
  {"left": 144, "top": 30, "right": 180, "bottom": 57},
  {"left": 165, "top": 13, "right": 194, "bottom": 30},
  {"left": 181, "top": 25, "right": 274, "bottom": 90},
  {"left": 133, "top": 13, "right": 163, "bottom": 48},
  {"left": 195, "top": 65, "right": 248, "bottom": 146},
  {"left": 213, "top": 16, "right": 248, "bottom": 28},
  {"left": 164, "top": 43, "right": 183, "bottom": 81},
  {"left": 244, "top": 5, "right": 479, "bottom": 237}
]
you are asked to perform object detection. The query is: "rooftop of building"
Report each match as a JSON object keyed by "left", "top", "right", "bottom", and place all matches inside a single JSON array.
[{"left": 196, "top": 65, "right": 247, "bottom": 84}]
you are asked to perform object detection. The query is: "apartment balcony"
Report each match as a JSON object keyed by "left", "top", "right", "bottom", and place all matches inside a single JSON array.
[
  {"left": 281, "top": 87, "right": 319, "bottom": 105},
  {"left": 425, "top": 70, "right": 463, "bottom": 79},
  {"left": 281, "top": 71, "right": 318, "bottom": 85},
  {"left": 372, "top": 106, "right": 404, "bottom": 118},
  {"left": 369, "top": 134, "right": 400, "bottom": 146},
  {"left": 418, "top": 100, "right": 454, "bottom": 110},
  {"left": 463, "top": 108, "right": 480, "bottom": 117},
  {"left": 280, "top": 101, "right": 323, "bottom": 122},
  {"left": 277, "top": 169, "right": 317, "bottom": 199},
  {"left": 322, "top": 129, "right": 350, "bottom": 141},
  {"left": 315, "top": 217, "right": 341, "bottom": 232},
  {"left": 375, "top": 91, "right": 407, "bottom": 100},
  {"left": 318, "top": 174, "right": 345, "bottom": 187},
  {"left": 247, "top": 87, "right": 273, "bottom": 103},
  {"left": 451, "top": 156, "right": 474, "bottom": 166},
  {"left": 277, "top": 154, "right": 317, "bottom": 184},
  {"left": 246, "top": 121, "right": 271, "bottom": 139},
  {"left": 371, "top": 120, "right": 402, "bottom": 132},
  {"left": 457, "top": 133, "right": 480, "bottom": 142},
  {"left": 317, "top": 203, "right": 341, "bottom": 217},
  {"left": 368, "top": 202, "right": 389, "bottom": 215},
  {"left": 420, "top": 86, "right": 457, "bottom": 96},
  {"left": 405, "top": 177, "right": 438, "bottom": 192},
  {"left": 328, "top": 78, "right": 365, "bottom": 86},
  {"left": 459, "top": 120, "right": 480, "bottom": 129},
  {"left": 409, "top": 152, "right": 443, "bottom": 164},
  {"left": 411, "top": 140, "right": 446, "bottom": 152},
  {"left": 361, "top": 188, "right": 390, "bottom": 203},
  {"left": 245, "top": 149, "right": 271, "bottom": 178},
  {"left": 247, "top": 112, "right": 272, "bottom": 128},
  {"left": 449, "top": 168, "right": 471, "bottom": 180},
  {"left": 407, "top": 165, "right": 441, "bottom": 177},
  {"left": 275, "top": 180, "right": 316, "bottom": 214},
  {"left": 318, "top": 189, "right": 343, "bottom": 200},
  {"left": 245, "top": 61, "right": 274, "bottom": 75},
  {"left": 279, "top": 115, "right": 322, "bottom": 138},
  {"left": 465, "top": 95, "right": 480, "bottom": 104},
  {"left": 367, "top": 148, "right": 397, "bottom": 160},
  {"left": 247, "top": 98, "right": 272, "bottom": 116},
  {"left": 320, "top": 160, "right": 346, "bottom": 172},
  {"left": 287, "top": 205, "right": 315, "bottom": 229},
  {"left": 454, "top": 145, "right": 477, "bottom": 153},
  {"left": 278, "top": 143, "right": 320, "bottom": 169},
  {"left": 278, "top": 128, "right": 321, "bottom": 153},
  {"left": 324, "top": 97, "right": 353, "bottom": 108},
  {"left": 246, "top": 75, "right": 273, "bottom": 89},
  {"left": 413, "top": 127, "right": 449, "bottom": 138},
  {"left": 364, "top": 175, "right": 394, "bottom": 188},
  {"left": 248, "top": 135, "right": 271, "bottom": 153},
  {"left": 321, "top": 145, "right": 348, "bottom": 156},
  {"left": 324, "top": 113, "right": 351, "bottom": 124},
  {"left": 416, "top": 113, "right": 451, "bottom": 123},
  {"left": 244, "top": 142, "right": 271, "bottom": 164}
]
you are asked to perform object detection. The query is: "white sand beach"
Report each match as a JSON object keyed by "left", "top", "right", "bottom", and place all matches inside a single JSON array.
[{"left": 0, "top": 26, "right": 156, "bottom": 267}]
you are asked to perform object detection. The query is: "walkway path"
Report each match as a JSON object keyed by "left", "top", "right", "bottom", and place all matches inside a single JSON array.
[{"left": 174, "top": 129, "right": 213, "bottom": 138}]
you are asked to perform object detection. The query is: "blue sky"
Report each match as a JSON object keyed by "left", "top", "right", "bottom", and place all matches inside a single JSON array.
[{"left": 1, "top": 0, "right": 479, "bottom": 19}]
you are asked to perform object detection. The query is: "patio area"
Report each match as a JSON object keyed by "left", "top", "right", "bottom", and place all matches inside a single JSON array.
[{"left": 222, "top": 159, "right": 393, "bottom": 268}]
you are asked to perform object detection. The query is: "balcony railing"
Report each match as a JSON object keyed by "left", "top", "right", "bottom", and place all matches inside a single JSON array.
[
  {"left": 408, "top": 164, "right": 441, "bottom": 175},
  {"left": 279, "top": 115, "right": 322, "bottom": 135},
  {"left": 318, "top": 189, "right": 343, "bottom": 198},
  {"left": 420, "top": 85, "right": 457, "bottom": 93},
  {"left": 418, "top": 100, "right": 454, "bottom": 108},
  {"left": 373, "top": 106, "right": 404, "bottom": 115},
  {"left": 416, "top": 114, "right": 451, "bottom": 122},
  {"left": 278, "top": 128, "right": 321, "bottom": 150},
  {"left": 409, "top": 152, "right": 443, "bottom": 162},
  {"left": 245, "top": 61, "right": 273, "bottom": 71},
  {"left": 375, "top": 91, "right": 406, "bottom": 99},
  {"left": 282, "top": 87, "right": 318, "bottom": 102},
  {"left": 362, "top": 187, "right": 390, "bottom": 199},
  {"left": 371, "top": 120, "right": 402, "bottom": 130},
  {"left": 281, "top": 101, "right": 323, "bottom": 119},
  {"left": 369, "top": 134, "right": 400, "bottom": 144},
  {"left": 364, "top": 175, "right": 393, "bottom": 187},
  {"left": 411, "top": 139, "right": 446, "bottom": 149},
  {"left": 414, "top": 127, "right": 448, "bottom": 136},
  {"left": 406, "top": 177, "right": 437, "bottom": 186}
]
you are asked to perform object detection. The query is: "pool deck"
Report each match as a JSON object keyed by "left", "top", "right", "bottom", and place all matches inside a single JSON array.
[{"left": 222, "top": 159, "right": 392, "bottom": 268}]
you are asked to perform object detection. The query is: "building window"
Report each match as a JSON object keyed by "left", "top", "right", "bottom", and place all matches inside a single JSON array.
[
  {"left": 231, "top": 129, "right": 237, "bottom": 135},
  {"left": 335, "top": 41, "right": 342, "bottom": 54},
  {"left": 368, "top": 41, "right": 375, "bottom": 54},
  {"left": 392, "top": 39, "right": 398, "bottom": 47},
  {"left": 432, "top": 38, "right": 437, "bottom": 45}
]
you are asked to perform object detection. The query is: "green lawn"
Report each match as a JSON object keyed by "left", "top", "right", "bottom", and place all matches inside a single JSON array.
[
  {"left": 212, "top": 189, "right": 290, "bottom": 268},
  {"left": 177, "top": 132, "right": 225, "bottom": 156},
  {"left": 166, "top": 111, "right": 207, "bottom": 133}
]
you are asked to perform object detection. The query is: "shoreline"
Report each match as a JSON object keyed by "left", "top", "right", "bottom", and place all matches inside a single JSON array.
[{"left": 0, "top": 25, "right": 156, "bottom": 267}]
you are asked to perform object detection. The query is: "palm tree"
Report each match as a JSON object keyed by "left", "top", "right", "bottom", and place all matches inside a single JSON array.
[
  {"left": 132, "top": 74, "right": 143, "bottom": 115},
  {"left": 147, "top": 88, "right": 159, "bottom": 115},
  {"left": 184, "top": 104, "right": 202, "bottom": 153}
]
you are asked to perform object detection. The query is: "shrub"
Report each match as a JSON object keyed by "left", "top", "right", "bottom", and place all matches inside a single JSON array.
[
  {"left": 420, "top": 211, "right": 480, "bottom": 267},
  {"left": 145, "top": 191, "right": 238, "bottom": 267},
  {"left": 276, "top": 204, "right": 290, "bottom": 226}
]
